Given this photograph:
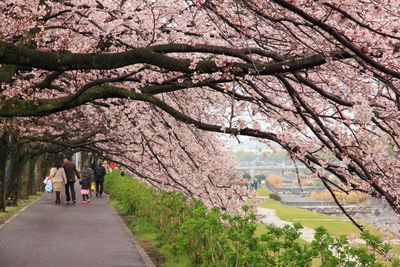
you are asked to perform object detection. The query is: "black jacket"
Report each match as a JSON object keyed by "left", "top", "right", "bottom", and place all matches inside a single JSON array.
[
  {"left": 79, "top": 178, "right": 91, "bottom": 189},
  {"left": 81, "top": 168, "right": 94, "bottom": 182},
  {"left": 94, "top": 165, "right": 106, "bottom": 182}
]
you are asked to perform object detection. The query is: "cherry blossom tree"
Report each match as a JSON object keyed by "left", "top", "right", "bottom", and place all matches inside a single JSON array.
[{"left": 0, "top": 0, "right": 399, "bottom": 224}]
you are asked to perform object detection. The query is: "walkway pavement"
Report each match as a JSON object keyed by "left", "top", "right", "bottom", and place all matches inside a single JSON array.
[
  {"left": 0, "top": 191, "right": 151, "bottom": 267},
  {"left": 257, "top": 207, "right": 316, "bottom": 242}
]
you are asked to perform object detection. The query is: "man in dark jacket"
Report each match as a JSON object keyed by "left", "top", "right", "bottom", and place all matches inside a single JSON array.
[
  {"left": 91, "top": 161, "right": 97, "bottom": 172},
  {"left": 94, "top": 160, "right": 106, "bottom": 197},
  {"left": 62, "top": 157, "right": 81, "bottom": 204}
]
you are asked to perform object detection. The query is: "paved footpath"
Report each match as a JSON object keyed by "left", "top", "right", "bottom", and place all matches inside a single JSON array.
[
  {"left": 257, "top": 207, "right": 317, "bottom": 242},
  {"left": 0, "top": 192, "right": 150, "bottom": 267}
]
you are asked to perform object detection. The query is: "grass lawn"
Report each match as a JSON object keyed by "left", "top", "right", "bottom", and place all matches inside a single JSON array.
[
  {"left": 0, "top": 192, "right": 44, "bottom": 226},
  {"left": 256, "top": 187, "right": 271, "bottom": 197},
  {"left": 256, "top": 188, "right": 400, "bottom": 256},
  {"left": 257, "top": 188, "right": 393, "bottom": 238}
]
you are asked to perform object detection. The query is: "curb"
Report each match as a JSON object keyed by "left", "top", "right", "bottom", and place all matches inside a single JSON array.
[
  {"left": 106, "top": 195, "right": 156, "bottom": 267},
  {"left": 0, "top": 193, "right": 45, "bottom": 230}
]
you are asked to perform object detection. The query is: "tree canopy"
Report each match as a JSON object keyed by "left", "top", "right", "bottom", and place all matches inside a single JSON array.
[{"left": 0, "top": 0, "right": 399, "bottom": 220}]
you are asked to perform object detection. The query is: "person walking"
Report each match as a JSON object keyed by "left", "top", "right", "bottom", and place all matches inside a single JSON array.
[
  {"left": 44, "top": 171, "right": 53, "bottom": 200},
  {"left": 88, "top": 167, "right": 95, "bottom": 197},
  {"left": 90, "top": 161, "right": 97, "bottom": 172},
  {"left": 103, "top": 160, "right": 110, "bottom": 173},
  {"left": 49, "top": 161, "right": 67, "bottom": 204},
  {"left": 62, "top": 157, "right": 80, "bottom": 204},
  {"left": 109, "top": 162, "right": 116, "bottom": 170},
  {"left": 94, "top": 160, "right": 106, "bottom": 197},
  {"left": 79, "top": 165, "right": 92, "bottom": 204}
]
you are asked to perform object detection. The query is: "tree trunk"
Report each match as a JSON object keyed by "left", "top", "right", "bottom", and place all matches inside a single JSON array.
[
  {"left": 19, "top": 160, "right": 30, "bottom": 200},
  {"left": 27, "top": 156, "right": 38, "bottom": 196},
  {"left": 80, "top": 151, "right": 93, "bottom": 169},
  {"left": 0, "top": 132, "right": 8, "bottom": 212},
  {"left": 35, "top": 154, "right": 49, "bottom": 192},
  {"left": 6, "top": 143, "right": 24, "bottom": 206}
]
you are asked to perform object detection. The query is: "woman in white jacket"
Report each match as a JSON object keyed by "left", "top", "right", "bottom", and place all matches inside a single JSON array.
[{"left": 49, "top": 161, "right": 67, "bottom": 204}]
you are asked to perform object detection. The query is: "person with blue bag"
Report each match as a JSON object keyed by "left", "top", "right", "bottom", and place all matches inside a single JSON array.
[
  {"left": 48, "top": 161, "right": 67, "bottom": 204},
  {"left": 44, "top": 174, "right": 53, "bottom": 201}
]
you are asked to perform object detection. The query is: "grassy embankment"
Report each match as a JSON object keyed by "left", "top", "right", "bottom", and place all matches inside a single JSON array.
[
  {"left": 108, "top": 173, "right": 399, "bottom": 266},
  {"left": 110, "top": 199, "right": 191, "bottom": 267},
  {"left": 256, "top": 187, "right": 400, "bottom": 255},
  {"left": 0, "top": 192, "right": 44, "bottom": 226}
]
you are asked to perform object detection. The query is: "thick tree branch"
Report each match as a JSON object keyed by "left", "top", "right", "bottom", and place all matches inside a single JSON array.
[{"left": 0, "top": 41, "right": 351, "bottom": 75}]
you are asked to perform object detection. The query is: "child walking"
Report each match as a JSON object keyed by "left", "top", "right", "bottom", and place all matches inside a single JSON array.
[{"left": 79, "top": 165, "right": 92, "bottom": 204}]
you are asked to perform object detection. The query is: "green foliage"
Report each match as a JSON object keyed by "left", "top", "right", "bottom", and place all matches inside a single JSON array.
[
  {"left": 105, "top": 172, "right": 398, "bottom": 266},
  {"left": 242, "top": 173, "right": 251, "bottom": 179},
  {"left": 254, "top": 174, "right": 266, "bottom": 183}
]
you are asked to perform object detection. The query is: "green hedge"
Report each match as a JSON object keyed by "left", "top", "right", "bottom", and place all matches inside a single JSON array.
[{"left": 105, "top": 171, "right": 398, "bottom": 267}]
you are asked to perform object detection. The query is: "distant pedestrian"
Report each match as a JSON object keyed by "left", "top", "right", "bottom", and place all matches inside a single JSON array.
[
  {"left": 109, "top": 162, "right": 116, "bottom": 169},
  {"left": 62, "top": 157, "right": 81, "bottom": 204},
  {"left": 94, "top": 160, "right": 106, "bottom": 197},
  {"left": 103, "top": 160, "right": 110, "bottom": 173},
  {"left": 80, "top": 165, "right": 92, "bottom": 204},
  {"left": 49, "top": 161, "right": 67, "bottom": 204},
  {"left": 89, "top": 161, "right": 97, "bottom": 197}
]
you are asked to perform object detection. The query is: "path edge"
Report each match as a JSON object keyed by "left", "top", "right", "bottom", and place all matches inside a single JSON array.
[
  {"left": 0, "top": 194, "right": 45, "bottom": 230},
  {"left": 106, "top": 195, "right": 156, "bottom": 267}
]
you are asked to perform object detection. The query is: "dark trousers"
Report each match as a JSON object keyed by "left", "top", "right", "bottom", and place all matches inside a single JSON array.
[
  {"left": 65, "top": 181, "right": 76, "bottom": 202},
  {"left": 55, "top": 191, "right": 61, "bottom": 204},
  {"left": 95, "top": 180, "right": 104, "bottom": 196},
  {"left": 82, "top": 194, "right": 89, "bottom": 201}
]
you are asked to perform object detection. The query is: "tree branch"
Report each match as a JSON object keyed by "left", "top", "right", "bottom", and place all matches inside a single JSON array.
[{"left": 0, "top": 41, "right": 351, "bottom": 75}]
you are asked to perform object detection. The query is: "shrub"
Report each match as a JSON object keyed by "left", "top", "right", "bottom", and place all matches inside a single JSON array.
[
  {"left": 242, "top": 173, "right": 251, "bottom": 179},
  {"left": 269, "top": 193, "right": 281, "bottom": 202},
  {"left": 104, "top": 171, "right": 398, "bottom": 266},
  {"left": 267, "top": 174, "right": 284, "bottom": 188},
  {"left": 309, "top": 190, "right": 369, "bottom": 204},
  {"left": 255, "top": 174, "right": 266, "bottom": 183}
]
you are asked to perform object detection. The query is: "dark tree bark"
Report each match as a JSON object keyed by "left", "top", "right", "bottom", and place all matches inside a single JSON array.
[
  {"left": 6, "top": 143, "right": 25, "bottom": 206},
  {"left": 35, "top": 154, "right": 51, "bottom": 192},
  {"left": 27, "top": 157, "right": 38, "bottom": 196},
  {"left": 0, "top": 131, "right": 8, "bottom": 212}
]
